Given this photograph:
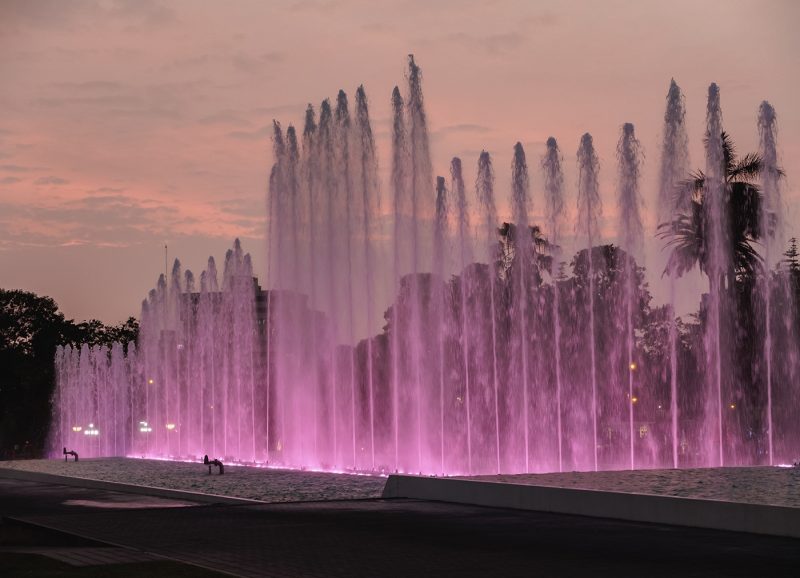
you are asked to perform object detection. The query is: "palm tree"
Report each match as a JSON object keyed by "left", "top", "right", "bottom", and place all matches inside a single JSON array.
[
  {"left": 497, "top": 222, "right": 556, "bottom": 281},
  {"left": 659, "top": 131, "right": 783, "bottom": 283}
]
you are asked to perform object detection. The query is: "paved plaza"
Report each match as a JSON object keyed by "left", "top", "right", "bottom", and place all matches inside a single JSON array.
[{"left": 1, "top": 472, "right": 799, "bottom": 577}]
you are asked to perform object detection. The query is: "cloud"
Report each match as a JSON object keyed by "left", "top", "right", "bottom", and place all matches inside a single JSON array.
[
  {"left": 108, "top": 0, "right": 178, "bottom": 29},
  {"left": 35, "top": 94, "right": 144, "bottom": 108},
  {"left": 227, "top": 125, "right": 274, "bottom": 141},
  {"left": 252, "top": 103, "right": 307, "bottom": 119},
  {"left": 215, "top": 196, "right": 266, "bottom": 219},
  {"left": 231, "top": 51, "right": 285, "bottom": 74},
  {"left": 0, "top": 189, "right": 263, "bottom": 251},
  {"left": 0, "top": 193, "right": 179, "bottom": 249},
  {"left": 0, "top": 164, "right": 45, "bottom": 173},
  {"left": 198, "top": 110, "right": 252, "bottom": 127},
  {"left": 443, "top": 31, "right": 526, "bottom": 56},
  {"left": 287, "top": 0, "right": 341, "bottom": 14},
  {"left": 51, "top": 80, "right": 126, "bottom": 91},
  {"left": 434, "top": 124, "right": 492, "bottom": 137},
  {"left": 161, "top": 54, "right": 211, "bottom": 71},
  {"left": 522, "top": 11, "right": 560, "bottom": 28},
  {"left": 88, "top": 186, "right": 127, "bottom": 194},
  {"left": 0, "top": 0, "right": 97, "bottom": 31},
  {"left": 35, "top": 176, "right": 69, "bottom": 185},
  {"left": 32, "top": 79, "right": 216, "bottom": 123},
  {"left": 0, "top": 0, "right": 178, "bottom": 34},
  {"left": 0, "top": 176, "right": 21, "bottom": 185}
]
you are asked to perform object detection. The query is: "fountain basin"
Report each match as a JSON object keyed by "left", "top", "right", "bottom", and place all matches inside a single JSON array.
[{"left": 383, "top": 466, "right": 800, "bottom": 538}]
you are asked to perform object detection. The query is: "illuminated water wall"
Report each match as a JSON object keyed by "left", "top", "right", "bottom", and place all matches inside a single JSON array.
[{"left": 51, "top": 58, "right": 799, "bottom": 474}]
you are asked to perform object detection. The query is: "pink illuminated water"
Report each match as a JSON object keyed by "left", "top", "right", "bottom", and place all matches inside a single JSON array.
[{"left": 50, "top": 61, "right": 800, "bottom": 475}]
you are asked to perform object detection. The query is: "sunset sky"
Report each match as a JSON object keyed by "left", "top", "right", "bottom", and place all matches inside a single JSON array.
[{"left": 1, "top": 0, "right": 798, "bottom": 324}]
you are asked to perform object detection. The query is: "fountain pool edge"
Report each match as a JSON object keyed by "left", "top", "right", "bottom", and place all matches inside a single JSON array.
[
  {"left": 382, "top": 474, "right": 800, "bottom": 538},
  {"left": 0, "top": 467, "right": 264, "bottom": 505}
]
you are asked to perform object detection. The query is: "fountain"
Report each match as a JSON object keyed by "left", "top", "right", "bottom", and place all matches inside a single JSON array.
[
  {"left": 657, "top": 79, "right": 690, "bottom": 469},
  {"left": 49, "top": 57, "right": 797, "bottom": 476}
]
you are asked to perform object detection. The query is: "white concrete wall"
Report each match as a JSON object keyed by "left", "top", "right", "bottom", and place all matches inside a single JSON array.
[{"left": 383, "top": 475, "right": 800, "bottom": 538}]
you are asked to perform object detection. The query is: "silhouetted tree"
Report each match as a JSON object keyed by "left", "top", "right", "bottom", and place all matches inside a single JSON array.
[
  {"left": 0, "top": 290, "right": 138, "bottom": 457},
  {"left": 660, "top": 131, "right": 782, "bottom": 282}
]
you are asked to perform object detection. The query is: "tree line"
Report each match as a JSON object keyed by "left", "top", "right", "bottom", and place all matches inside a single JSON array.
[{"left": 0, "top": 289, "right": 138, "bottom": 458}]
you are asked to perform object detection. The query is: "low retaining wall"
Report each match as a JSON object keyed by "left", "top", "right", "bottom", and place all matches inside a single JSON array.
[
  {"left": 0, "top": 467, "right": 262, "bottom": 505},
  {"left": 382, "top": 475, "right": 800, "bottom": 538}
]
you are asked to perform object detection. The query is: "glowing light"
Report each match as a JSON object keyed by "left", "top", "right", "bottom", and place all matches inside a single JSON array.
[
  {"left": 629, "top": 362, "right": 637, "bottom": 371},
  {"left": 631, "top": 396, "right": 638, "bottom": 404},
  {"left": 71, "top": 426, "right": 82, "bottom": 432},
  {"left": 139, "top": 421, "right": 152, "bottom": 433},
  {"left": 729, "top": 403, "right": 736, "bottom": 410},
  {"left": 166, "top": 423, "right": 176, "bottom": 430},
  {"left": 148, "top": 378, "right": 154, "bottom": 385},
  {"left": 84, "top": 424, "right": 99, "bottom": 436},
  {"left": 456, "top": 396, "right": 463, "bottom": 403}
]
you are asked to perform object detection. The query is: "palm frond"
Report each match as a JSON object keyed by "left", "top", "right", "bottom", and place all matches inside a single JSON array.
[
  {"left": 657, "top": 205, "right": 705, "bottom": 278},
  {"left": 733, "top": 235, "right": 763, "bottom": 279},
  {"left": 683, "top": 171, "right": 705, "bottom": 195},
  {"left": 728, "top": 152, "right": 763, "bottom": 183},
  {"left": 721, "top": 131, "right": 737, "bottom": 177},
  {"left": 672, "top": 178, "right": 695, "bottom": 212},
  {"left": 729, "top": 182, "right": 763, "bottom": 239}
]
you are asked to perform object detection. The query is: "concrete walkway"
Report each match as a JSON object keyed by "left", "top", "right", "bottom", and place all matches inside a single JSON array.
[{"left": 1, "top": 472, "right": 799, "bottom": 577}]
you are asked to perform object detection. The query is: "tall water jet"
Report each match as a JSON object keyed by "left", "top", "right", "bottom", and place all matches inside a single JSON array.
[
  {"left": 658, "top": 80, "right": 691, "bottom": 221},
  {"left": 268, "top": 121, "right": 288, "bottom": 462},
  {"left": 617, "top": 123, "right": 644, "bottom": 470},
  {"left": 196, "top": 268, "right": 210, "bottom": 455},
  {"left": 390, "top": 85, "right": 406, "bottom": 470},
  {"left": 354, "top": 85, "right": 379, "bottom": 470},
  {"left": 205, "top": 259, "right": 219, "bottom": 457},
  {"left": 476, "top": 151, "right": 501, "bottom": 473},
  {"left": 577, "top": 133, "right": 602, "bottom": 471},
  {"left": 704, "top": 83, "right": 727, "bottom": 467},
  {"left": 406, "top": 54, "right": 434, "bottom": 274},
  {"left": 406, "top": 54, "right": 434, "bottom": 471},
  {"left": 222, "top": 243, "right": 257, "bottom": 461},
  {"left": 335, "top": 90, "right": 358, "bottom": 468},
  {"left": 287, "top": 125, "right": 302, "bottom": 292},
  {"left": 434, "top": 175, "right": 449, "bottom": 473},
  {"left": 452, "top": 157, "right": 474, "bottom": 473},
  {"left": 758, "top": 101, "right": 782, "bottom": 466},
  {"left": 542, "top": 137, "right": 566, "bottom": 471},
  {"left": 269, "top": 122, "right": 288, "bottom": 288},
  {"left": 168, "top": 258, "right": 183, "bottom": 457},
  {"left": 183, "top": 268, "right": 196, "bottom": 455},
  {"left": 318, "top": 99, "right": 343, "bottom": 465},
  {"left": 49, "top": 59, "right": 800, "bottom": 478},
  {"left": 510, "top": 142, "right": 532, "bottom": 472},
  {"left": 658, "top": 79, "right": 690, "bottom": 469},
  {"left": 301, "top": 105, "right": 320, "bottom": 465}
]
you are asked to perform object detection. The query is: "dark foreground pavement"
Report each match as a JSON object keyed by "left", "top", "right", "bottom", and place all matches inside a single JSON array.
[{"left": 1, "top": 474, "right": 798, "bottom": 577}]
